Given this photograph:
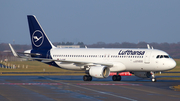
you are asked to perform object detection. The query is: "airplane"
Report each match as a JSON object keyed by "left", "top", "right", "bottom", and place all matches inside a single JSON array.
[{"left": 9, "top": 15, "right": 176, "bottom": 82}]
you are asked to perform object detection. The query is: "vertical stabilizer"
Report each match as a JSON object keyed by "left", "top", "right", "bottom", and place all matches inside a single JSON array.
[{"left": 27, "top": 15, "right": 55, "bottom": 50}]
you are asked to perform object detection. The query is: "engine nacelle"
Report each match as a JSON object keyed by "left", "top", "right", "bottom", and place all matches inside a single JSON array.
[
  {"left": 89, "top": 66, "right": 110, "bottom": 78},
  {"left": 133, "top": 72, "right": 152, "bottom": 78}
]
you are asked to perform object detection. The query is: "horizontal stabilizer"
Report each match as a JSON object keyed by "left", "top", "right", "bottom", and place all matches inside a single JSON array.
[{"left": 17, "top": 52, "right": 41, "bottom": 56}]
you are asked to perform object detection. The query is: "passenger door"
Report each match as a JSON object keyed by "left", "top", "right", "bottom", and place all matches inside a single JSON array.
[{"left": 144, "top": 51, "right": 151, "bottom": 64}]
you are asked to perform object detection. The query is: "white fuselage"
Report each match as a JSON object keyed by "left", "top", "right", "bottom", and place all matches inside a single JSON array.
[{"left": 50, "top": 48, "right": 176, "bottom": 72}]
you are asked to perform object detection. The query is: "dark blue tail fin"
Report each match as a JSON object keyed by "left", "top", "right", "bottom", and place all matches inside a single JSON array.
[{"left": 27, "top": 15, "right": 55, "bottom": 50}]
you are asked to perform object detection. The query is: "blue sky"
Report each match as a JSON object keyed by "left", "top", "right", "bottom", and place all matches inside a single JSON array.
[{"left": 0, "top": 0, "right": 180, "bottom": 45}]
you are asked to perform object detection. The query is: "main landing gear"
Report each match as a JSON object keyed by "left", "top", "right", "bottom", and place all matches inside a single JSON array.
[
  {"left": 83, "top": 75, "right": 92, "bottom": 81},
  {"left": 112, "top": 72, "right": 121, "bottom": 81}
]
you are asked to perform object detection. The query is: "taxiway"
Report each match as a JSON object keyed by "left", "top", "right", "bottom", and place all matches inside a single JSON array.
[{"left": 0, "top": 76, "right": 180, "bottom": 101}]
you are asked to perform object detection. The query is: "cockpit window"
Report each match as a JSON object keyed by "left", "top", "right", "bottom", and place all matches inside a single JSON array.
[
  {"left": 156, "top": 55, "right": 160, "bottom": 58},
  {"left": 156, "top": 55, "right": 170, "bottom": 59},
  {"left": 164, "top": 55, "right": 169, "bottom": 58},
  {"left": 160, "top": 55, "right": 163, "bottom": 58}
]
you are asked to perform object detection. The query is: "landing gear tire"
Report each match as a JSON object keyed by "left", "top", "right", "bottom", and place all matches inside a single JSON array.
[
  {"left": 83, "top": 75, "right": 88, "bottom": 81},
  {"left": 117, "top": 75, "right": 121, "bottom": 81},
  {"left": 83, "top": 75, "right": 92, "bottom": 81},
  {"left": 112, "top": 75, "right": 121, "bottom": 81},
  {"left": 151, "top": 78, "right": 156, "bottom": 82},
  {"left": 112, "top": 75, "right": 117, "bottom": 81},
  {"left": 88, "top": 76, "right": 92, "bottom": 81}
]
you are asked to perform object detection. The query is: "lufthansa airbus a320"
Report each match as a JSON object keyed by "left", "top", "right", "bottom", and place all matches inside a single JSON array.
[{"left": 9, "top": 15, "right": 176, "bottom": 82}]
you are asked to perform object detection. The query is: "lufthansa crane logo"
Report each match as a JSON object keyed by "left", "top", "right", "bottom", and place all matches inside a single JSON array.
[{"left": 32, "top": 30, "right": 44, "bottom": 47}]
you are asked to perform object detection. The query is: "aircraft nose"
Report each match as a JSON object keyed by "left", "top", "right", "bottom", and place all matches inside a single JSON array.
[{"left": 169, "top": 59, "right": 176, "bottom": 69}]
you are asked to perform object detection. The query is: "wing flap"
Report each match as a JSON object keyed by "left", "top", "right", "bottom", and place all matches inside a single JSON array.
[{"left": 17, "top": 52, "right": 41, "bottom": 56}]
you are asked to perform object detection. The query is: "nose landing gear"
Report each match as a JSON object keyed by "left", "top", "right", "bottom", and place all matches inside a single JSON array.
[
  {"left": 151, "top": 78, "right": 156, "bottom": 82},
  {"left": 151, "top": 71, "right": 156, "bottom": 82}
]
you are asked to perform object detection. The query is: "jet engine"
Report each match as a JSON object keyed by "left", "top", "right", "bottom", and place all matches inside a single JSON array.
[
  {"left": 89, "top": 66, "right": 110, "bottom": 78},
  {"left": 133, "top": 72, "right": 152, "bottom": 78}
]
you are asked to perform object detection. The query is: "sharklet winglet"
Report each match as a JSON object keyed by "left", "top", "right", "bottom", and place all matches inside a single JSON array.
[{"left": 9, "top": 43, "right": 19, "bottom": 57}]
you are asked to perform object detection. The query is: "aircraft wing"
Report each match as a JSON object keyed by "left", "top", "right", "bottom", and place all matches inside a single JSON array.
[
  {"left": 31, "top": 57, "right": 114, "bottom": 67},
  {"left": 9, "top": 43, "right": 113, "bottom": 67}
]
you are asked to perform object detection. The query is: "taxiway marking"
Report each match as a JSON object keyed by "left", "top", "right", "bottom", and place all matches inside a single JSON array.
[
  {"left": 0, "top": 83, "right": 62, "bottom": 85},
  {"left": 77, "top": 83, "right": 142, "bottom": 86},
  {"left": 44, "top": 77, "right": 137, "bottom": 101}
]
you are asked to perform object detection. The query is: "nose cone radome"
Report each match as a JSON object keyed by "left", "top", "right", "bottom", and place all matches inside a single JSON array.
[{"left": 169, "top": 59, "right": 176, "bottom": 70}]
